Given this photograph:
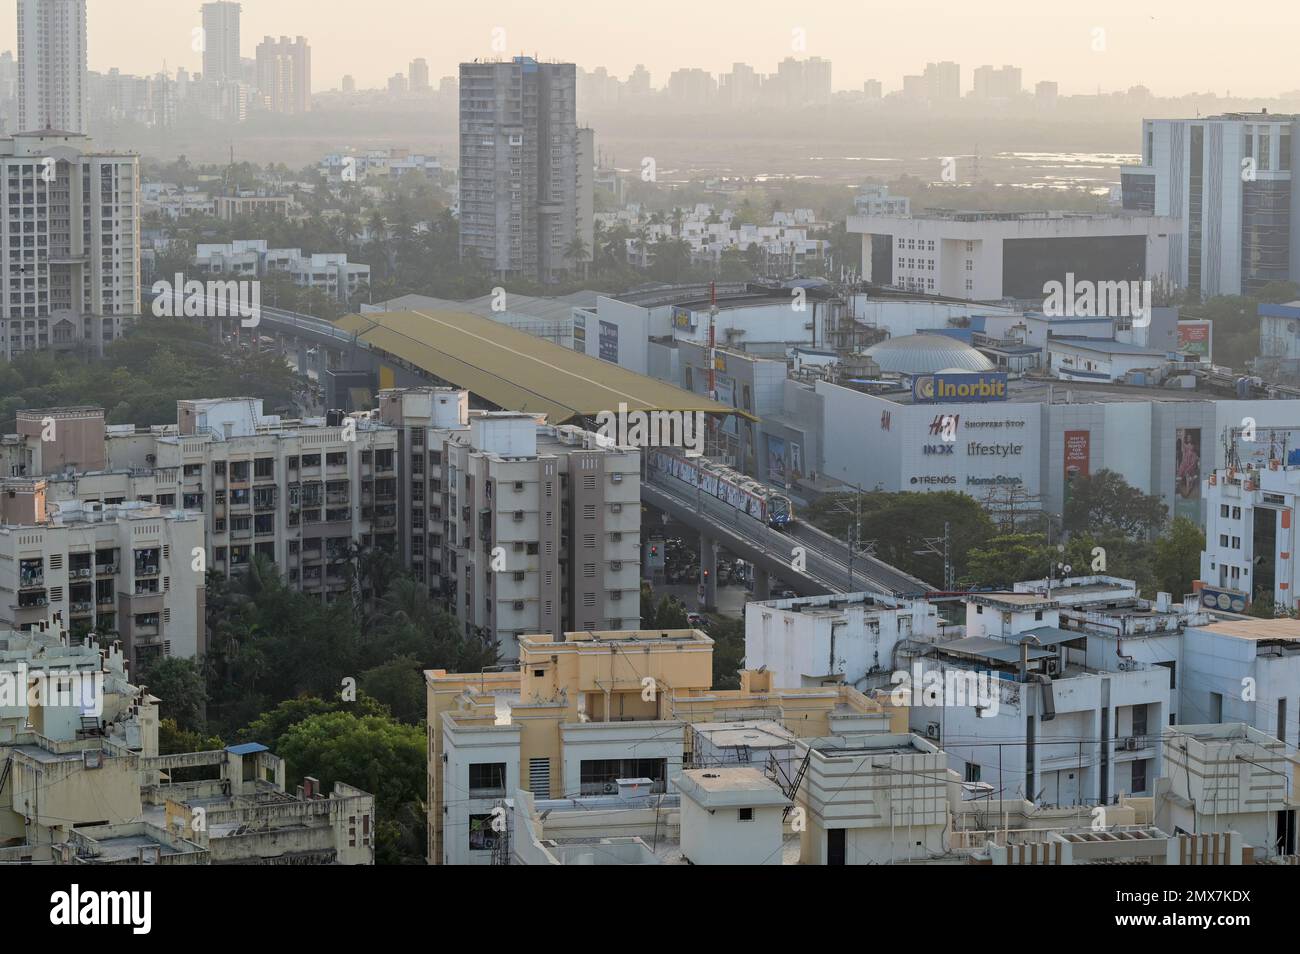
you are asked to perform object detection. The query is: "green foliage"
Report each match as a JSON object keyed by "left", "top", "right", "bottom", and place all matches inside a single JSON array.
[
  {"left": 961, "top": 533, "right": 1050, "bottom": 589},
  {"left": 358, "top": 655, "right": 426, "bottom": 724},
  {"left": 139, "top": 657, "right": 207, "bottom": 733},
  {"left": 654, "top": 596, "right": 689, "bottom": 630},
  {"left": 235, "top": 694, "right": 392, "bottom": 751},
  {"left": 706, "top": 615, "right": 745, "bottom": 690},
  {"left": 158, "top": 718, "right": 224, "bottom": 757},
  {"left": 1153, "top": 517, "right": 1206, "bottom": 598},
  {"left": 0, "top": 319, "right": 300, "bottom": 430},
  {"left": 806, "top": 490, "right": 994, "bottom": 585},
  {"left": 1063, "top": 470, "right": 1168, "bottom": 538},
  {"left": 275, "top": 710, "right": 426, "bottom": 865}
]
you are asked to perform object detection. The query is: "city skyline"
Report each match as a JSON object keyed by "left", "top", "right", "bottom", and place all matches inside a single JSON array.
[{"left": 1, "top": 0, "right": 1299, "bottom": 99}]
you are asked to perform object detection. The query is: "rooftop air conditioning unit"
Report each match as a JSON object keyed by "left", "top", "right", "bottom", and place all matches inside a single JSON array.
[
  {"left": 925, "top": 722, "right": 941, "bottom": 741},
  {"left": 1124, "top": 737, "right": 1140, "bottom": 751}
]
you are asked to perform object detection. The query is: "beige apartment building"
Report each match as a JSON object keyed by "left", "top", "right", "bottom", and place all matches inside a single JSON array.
[
  {"left": 378, "top": 388, "right": 642, "bottom": 658},
  {"left": 2, "top": 400, "right": 402, "bottom": 612},
  {"left": 3, "top": 392, "right": 643, "bottom": 661},
  {"left": 0, "top": 501, "right": 203, "bottom": 665},
  {"left": 0, "top": 621, "right": 374, "bottom": 864},
  {"left": 426, "top": 628, "right": 906, "bottom": 865}
]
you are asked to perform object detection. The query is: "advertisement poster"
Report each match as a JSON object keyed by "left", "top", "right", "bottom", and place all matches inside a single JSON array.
[
  {"left": 598, "top": 320, "right": 619, "bottom": 363},
  {"left": 1174, "top": 427, "right": 1202, "bottom": 520},
  {"left": 1176, "top": 320, "right": 1213, "bottom": 360},
  {"left": 716, "top": 376, "right": 738, "bottom": 435},
  {"left": 572, "top": 313, "right": 586, "bottom": 352},
  {"left": 766, "top": 434, "right": 787, "bottom": 487},
  {"left": 1063, "top": 430, "right": 1090, "bottom": 506},
  {"left": 790, "top": 441, "right": 803, "bottom": 481}
]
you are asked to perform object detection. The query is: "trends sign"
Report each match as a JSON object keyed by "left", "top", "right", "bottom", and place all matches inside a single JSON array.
[{"left": 912, "top": 372, "right": 1008, "bottom": 404}]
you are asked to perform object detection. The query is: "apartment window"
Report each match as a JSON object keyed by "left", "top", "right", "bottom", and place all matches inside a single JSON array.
[
  {"left": 737, "top": 808, "right": 754, "bottom": 822},
  {"left": 1130, "top": 759, "right": 1148, "bottom": 795},
  {"left": 965, "top": 762, "right": 981, "bottom": 783},
  {"left": 1221, "top": 505, "right": 1229, "bottom": 518},
  {"left": 468, "top": 762, "right": 506, "bottom": 797},
  {"left": 468, "top": 815, "right": 500, "bottom": 852}
]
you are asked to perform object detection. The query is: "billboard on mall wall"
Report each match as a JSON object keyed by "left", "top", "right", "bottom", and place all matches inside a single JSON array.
[
  {"left": 1177, "top": 320, "right": 1212, "bottom": 359},
  {"left": 766, "top": 434, "right": 787, "bottom": 487},
  {"left": 1174, "top": 427, "right": 1202, "bottom": 521},
  {"left": 1063, "top": 430, "right": 1090, "bottom": 506}
]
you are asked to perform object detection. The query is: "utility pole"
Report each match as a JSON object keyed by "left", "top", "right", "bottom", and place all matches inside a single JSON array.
[{"left": 915, "top": 521, "right": 954, "bottom": 591}]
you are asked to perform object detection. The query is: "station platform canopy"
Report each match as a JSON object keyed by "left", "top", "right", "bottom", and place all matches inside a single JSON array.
[{"left": 336, "top": 309, "right": 747, "bottom": 424}]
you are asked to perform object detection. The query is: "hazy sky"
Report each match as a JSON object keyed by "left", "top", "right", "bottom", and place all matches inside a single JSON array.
[{"left": 2, "top": 0, "right": 1296, "bottom": 98}]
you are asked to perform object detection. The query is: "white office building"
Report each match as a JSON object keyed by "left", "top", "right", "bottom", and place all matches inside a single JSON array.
[
  {"left": 846, "top": 209, "right": 1176, "bottom": 303},
  {"left": 1121, "top": 113, "right": 1300, "bottom": 297}
]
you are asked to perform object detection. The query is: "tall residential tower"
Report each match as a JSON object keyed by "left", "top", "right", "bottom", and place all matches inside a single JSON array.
[
  {"left": 458, "top": 57, "right": 591, "bottom": 283},
  {"left": 17, "top": 0, "right": 88, "bottom": 133}
]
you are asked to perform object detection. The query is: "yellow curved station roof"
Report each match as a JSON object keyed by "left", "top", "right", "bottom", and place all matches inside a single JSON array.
[{"left": 336, "top": 309, "right": 747, "bottom": 424}]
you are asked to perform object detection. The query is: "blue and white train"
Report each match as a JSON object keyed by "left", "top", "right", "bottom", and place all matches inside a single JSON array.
[{"left": 648, "top": 449, "right": 795, "bottom": 529}]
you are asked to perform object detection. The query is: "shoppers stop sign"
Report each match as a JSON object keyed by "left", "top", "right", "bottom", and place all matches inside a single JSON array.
[{"left": 912, "top": 372, "right": 1008, "bottom": 403}]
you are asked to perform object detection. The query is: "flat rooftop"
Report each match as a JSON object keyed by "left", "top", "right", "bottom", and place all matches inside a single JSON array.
[
  {"left": 1196, "top": 618, "right": 1300, "bottom": 641},
  {"left": 674, "top": 768, "right": 790, "bottom": 809},
  {"left": 692, "top": 720, "right": 796, "bottom": 749}
]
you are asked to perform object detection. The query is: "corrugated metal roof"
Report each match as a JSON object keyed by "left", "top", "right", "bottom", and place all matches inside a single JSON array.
[
  {"left": 226, "top": 742, "right": 269, "bottom": 756},
  {"left": 336, "top": 309, "right": 741, "bottom": 423}
]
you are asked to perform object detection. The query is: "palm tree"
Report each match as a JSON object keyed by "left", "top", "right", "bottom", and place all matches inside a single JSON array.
[{"left": 564, "top": 234, "right": 590, "bottom": 278}]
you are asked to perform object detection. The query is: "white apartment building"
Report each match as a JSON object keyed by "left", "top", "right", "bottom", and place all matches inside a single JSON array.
[
  {"left": 745, "top": 591, "right": 942, "bottom": 689},
  {"left": 795, "top": 734, "right": 951, "bottom": 865},
  {"left": 1200, "top": 461, "right": 1300, "bottom": 612},
  {"left": 853, "top": 185, "right": 910, "bottom": 218},
  {"left": 193, "top": 240, "right": 370, "bottom": 300},
  {"left": 377, "top": 389, "right": 641, "bottom": 660},
  {"left": 1155, "top": 722, "right": 1298, "bottom": 857},
  {"left": 907, "top": 592, "right": 1172, "bottom": 808},
  {"left": 0, "top": 131, "right": 140, "bottom": 358},
  {"left": 0, "top": 500, "right": 204, "bottom": 666},
  {"left": 17, "top": 0, "right": 88, "bottom": 133},
  {"left": 846, "top": 209, "right": 1176, "bottom": 302},
  {"left": 1182, "top": 617, "right": 1300, "bottom": 749}
]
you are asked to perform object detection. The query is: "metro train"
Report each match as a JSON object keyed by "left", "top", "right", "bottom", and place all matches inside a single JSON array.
[{"left": 647, "top": 449, "right": 795, "bottom": 529}]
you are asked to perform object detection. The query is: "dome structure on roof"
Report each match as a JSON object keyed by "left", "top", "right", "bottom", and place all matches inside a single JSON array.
[{"left": 864, "top": 334, "right": 995, "bottom": 374}]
